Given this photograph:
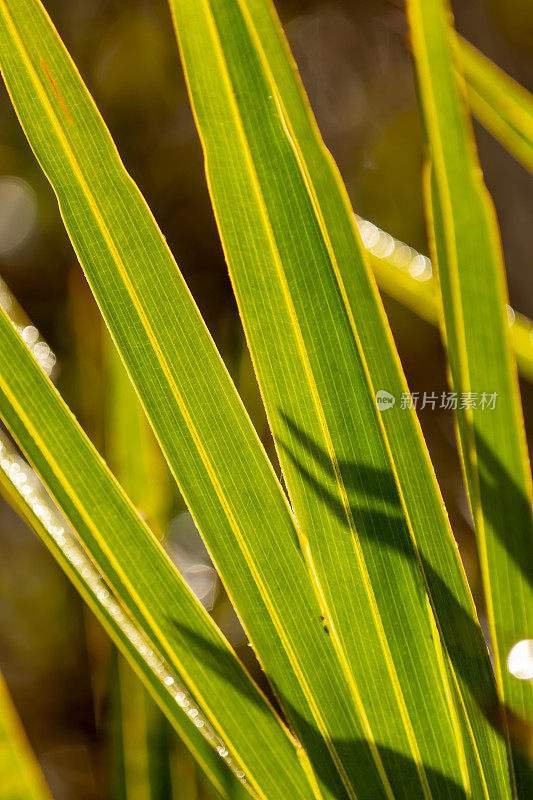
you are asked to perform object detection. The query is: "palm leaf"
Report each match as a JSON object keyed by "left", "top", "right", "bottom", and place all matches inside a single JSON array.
[
  {"left": 0, "top": 308, "right": 309, "bottom": 800},
  {"left": 406, "top": 0, "right": 533, "bottom": 795},
  {"left": 0, "top": 433, "right": 247, "bottom": 800},
  {"left": 168, "top": 0, "right": 511, "bottom": 798},
  {"left": 458, "top": 37, "right": 533, "bottom": 174},
  {"left": 0, "top": 7, "right": 379, "bottom": 797}
]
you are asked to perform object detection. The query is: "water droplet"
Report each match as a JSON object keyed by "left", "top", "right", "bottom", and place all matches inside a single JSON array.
[
  {"left": 409, "top": 254, "right": 432, "bottom": 281},
  {"left": 361, "top": 223, "right": 379, "bottom": 249},
  {"left": 371, "top": 231, "right": 394, "bottom": 259},
  {"left": 391, "top": 244, "right": 414, "bottom": 269},
  {"left": 22, "top": 325, "right": 39, "bottom": 344}
]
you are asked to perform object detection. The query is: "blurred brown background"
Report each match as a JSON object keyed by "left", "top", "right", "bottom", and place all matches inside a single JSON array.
[{"left": 0, "top": 0, "right": 532, "bottom": 797}]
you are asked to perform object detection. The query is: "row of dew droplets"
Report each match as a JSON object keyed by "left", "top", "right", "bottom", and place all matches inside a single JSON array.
[
  {"left": 355, "top": 215, "right": 433, "bottom": 282},
  {"left": 354, "top": 215, "right": 533, "bottom": 342},
  {"left": 0, "top": 434, "right": 250, "bottom": 788},
  {"left": 0, "top": 278, "right": 56, "bottom": 376},
  {"left": 0, "top": 293, "right": 252, "bottom": 790}
]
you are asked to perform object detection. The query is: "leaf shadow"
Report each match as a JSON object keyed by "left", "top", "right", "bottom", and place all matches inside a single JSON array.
[
  {"left": 473, "top": 432, "right": 533, "bottom": 591},
  {"left": 276, "top": 412, "right": 532, "bottom": 789},
  {"left": 173, "top": 619, "right": 468, "bottom": 800},
  {"left": 172, "top": 411, "right": 531, "bottom": 797}
]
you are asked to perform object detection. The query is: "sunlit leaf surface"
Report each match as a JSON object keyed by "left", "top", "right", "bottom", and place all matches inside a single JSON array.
[
  {"left": 459, "top": 37, "right": 533, "bottom": 175},
  {"left": 0, "top": 306, "right": 309, "bottom": 800},
  {"left": 0, "top": 6, "right": 385, "bottom": 798},
  {"left": 169, "top": 0, "right": 511, "bottom": 798},
  {"left": 406, "top": 0, "right": 533, "bottom": 795}
]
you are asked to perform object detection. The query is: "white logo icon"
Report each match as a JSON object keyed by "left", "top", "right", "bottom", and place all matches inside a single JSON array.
[{"left": 375, "top": 390, "right": 396, "bottom": 411}]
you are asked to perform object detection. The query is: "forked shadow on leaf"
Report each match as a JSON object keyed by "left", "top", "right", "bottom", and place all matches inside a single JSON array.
[
  {"left": 275, "top": 412, "right": 531, "bottom": 778},
  {"left": 172, "top": 619, "right": 468, "bottom": 800}
]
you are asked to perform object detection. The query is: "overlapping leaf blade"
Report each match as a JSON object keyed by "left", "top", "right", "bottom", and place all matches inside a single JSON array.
[
  {"left": 0, "top": 308, "right": 310, "bottom": 800},
  {"left": 104, "top": 330, "right": 171, "bottom": 537},
  {"left": 111, "top": 654, "right": 175, "bottom": 800},
  {"left": 169, "top": 0, "right": 511, "bottom": 797},
  {"left": 0, "top": 426, "right": 249, "bottom": 800},
  {"left": 458, "top": 37, "right": 533, "bottom": 174},
  {"left": 0, "top": 2, "right": 405, "bottom": 798},
  {"left": 406, "top": 0, "right": 533, "bottom": 795}
]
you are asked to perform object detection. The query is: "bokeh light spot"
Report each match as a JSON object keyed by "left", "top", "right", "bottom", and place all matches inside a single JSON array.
[
  {"left": 507, "top": 639, "right": 533, "bottom": 680},
  {"left": 0, "top": 176, "right": 38, "bottom": 255}
]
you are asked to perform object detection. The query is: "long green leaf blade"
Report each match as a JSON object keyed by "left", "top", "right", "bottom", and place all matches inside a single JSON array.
[
  {"left": 0, "top": 3, "right": 386, "bottom": 796},
  {"left": 458, "top": 37, "right": 533, "bottom": 174},
  {"left": 0, "top": 307, "right": 310, "bottom": 800},
  {"left": 0, "top": 668, "right": 53, "bottom": 800},
  {"left": 406, "top": 0, "right": 533, "bottom": 795},
  {"left": 0, "top": 429, "right": 247, "bottom": 800},
  {"left": 169, "top": 0, "right": 510, "bottom": 798}
]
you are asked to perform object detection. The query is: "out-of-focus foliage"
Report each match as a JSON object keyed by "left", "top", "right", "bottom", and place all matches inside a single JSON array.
[{"left": 0, "top": 667, "right": 52, "bottom": 800}]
